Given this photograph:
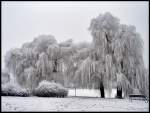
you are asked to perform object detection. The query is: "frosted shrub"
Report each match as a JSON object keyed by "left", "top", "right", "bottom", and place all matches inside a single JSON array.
[
  {"left": 33, "top": 80, "right": 68, "bottom": 97},
  {"left": 2, "top": 82, "right": 30, "bottom": 96}
]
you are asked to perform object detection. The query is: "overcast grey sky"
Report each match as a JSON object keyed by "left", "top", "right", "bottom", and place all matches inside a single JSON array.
[{"left": 2, "top": 1, "right": 149, "bottom": 69}]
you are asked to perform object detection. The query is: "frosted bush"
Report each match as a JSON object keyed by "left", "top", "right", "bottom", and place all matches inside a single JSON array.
[
  {"left": 2, "top": 82, "right": 30, "bottom": 96},
  {"left": 33, "top": 80, "right": 68, "bottom": 97}
]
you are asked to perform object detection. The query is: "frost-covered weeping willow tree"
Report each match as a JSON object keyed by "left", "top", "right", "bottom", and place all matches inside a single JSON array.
[
  {"left": 88, "top": 12, "right": 148, "bottom": 98},
  {"left": 4, "top": 35, "right": 78, "bottom": 90},
  {"left": 73, "top": 12, "right": 148, "bottom": 98},
  {"left": 85, "top": 12, "right": 120, "bottom": 97},
  {"left": 3, "top": 12, "right": 148, "bottom": 98}
]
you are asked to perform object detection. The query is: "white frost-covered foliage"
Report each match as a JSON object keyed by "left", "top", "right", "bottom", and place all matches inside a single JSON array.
[
  {"left": 88, "top": 12, "right": 147, "bottom": 97},
  {"left": 47, "top": 44, "right": 60, "bottom": 60},
  {"left": 87, "top": 12, "right": 120, "bottom": 95},
  {"left": 4, "top": 48, "right": 24, "bottom": 83},
  {"left": 59, "top": 39, "right": 73, "bottom": 47},
  {"left": 89, "top": 12, "right": 119, "bottom": 37},
  {"left": 2, "top": 82, "right": 30, "bottom": 96},
  {"left": 24, "top": 66, "right": 37, "bottom": 90},
  {"left": 26, "top": 34, "right": 57, "bottom": 53},
  {"left": 113, "top": 24, "right": 146, "bottom": 96},
  {"left": 33, "top": 80, "right": 68, "bottom": 97},
  {"left": 116, "top": 72, "right": 132, "bottom": 96},
  {"left": 4, "top": 35, "right": 60, "bottom": 88},
  {"left": 3, "top": 12, "right": 148, "bottom": 98},
  {"left": 75, "top": 57, "right": 93, "bottom": 88},
  {"left": 2, "top": 69, "right": 10, "bottom": 84},
  {"left": 36, "top": 52, "right": 52, "bottom": 80}
]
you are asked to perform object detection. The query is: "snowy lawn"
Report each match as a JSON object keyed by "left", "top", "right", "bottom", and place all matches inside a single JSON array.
[{"left": 2, "top": 96, "right": 149, "bottom": 111}]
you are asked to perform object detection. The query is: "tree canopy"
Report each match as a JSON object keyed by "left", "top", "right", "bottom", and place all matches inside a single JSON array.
[{"left": 3, "top": 12, "right": 148, "bottom": 97}]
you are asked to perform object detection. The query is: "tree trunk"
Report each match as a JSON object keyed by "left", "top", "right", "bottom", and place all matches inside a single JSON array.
[
  {"left": 53, "top": 59, "right": 57, "bottom": 72},
  {"left": 100, "top": 81, "right": 105, "bottom": 98},
  {"left": 117, "top": 86, "right": 122, "bottom": 98}
]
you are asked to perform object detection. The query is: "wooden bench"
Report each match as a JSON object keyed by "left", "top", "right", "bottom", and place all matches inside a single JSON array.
[{"left": 129, "top": 94, "right": 148, "bottom": 102}]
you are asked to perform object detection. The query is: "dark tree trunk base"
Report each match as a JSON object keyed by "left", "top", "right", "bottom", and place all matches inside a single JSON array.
[
  {"left": 100, "top": 82, "right": 105, "bottom": 98},
  {"left": 117, "top": 86, "right": 122, "bottom": 98}
]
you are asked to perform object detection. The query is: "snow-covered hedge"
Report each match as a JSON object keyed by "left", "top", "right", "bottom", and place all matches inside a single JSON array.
[
  {"left": 33, "top": 81, "right": 68, "bottom": 97},
  {"left": 2, "top": 83, "right": 30, "bottom": 97}
]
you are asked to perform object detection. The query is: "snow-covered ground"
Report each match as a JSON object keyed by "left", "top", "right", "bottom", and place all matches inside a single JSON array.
[
  {"left": 2, "top": 88, "right": 149, "bottom": 111},
  {"left": 2, "top": 96, "right": 149, "bottom": 111}
]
